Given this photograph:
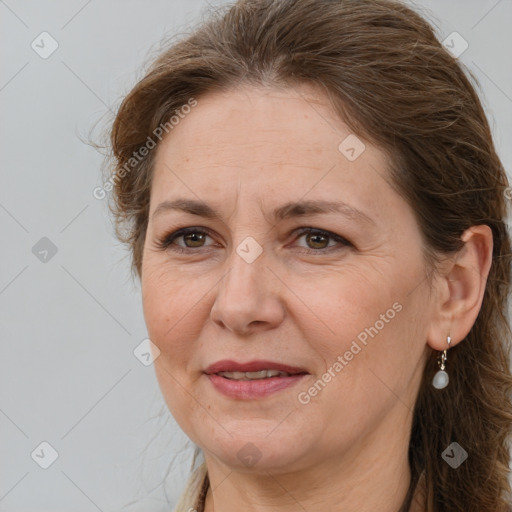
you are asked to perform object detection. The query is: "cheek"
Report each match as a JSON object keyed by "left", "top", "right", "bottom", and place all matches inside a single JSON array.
[
  {"left": 289, "top": 266, "right": 401, "bottom": 360},
  {"left": 141, "top": 265, "right": 210, "bottom": 438},
  {"left": 299, "top": 263, "right": 425, "bottom": 400},
  {"left": 141, "top": 263, "right": 204, "bottom": 358},
  {"left": 151, "top": 355, "right": 208, "bottom": 449}
]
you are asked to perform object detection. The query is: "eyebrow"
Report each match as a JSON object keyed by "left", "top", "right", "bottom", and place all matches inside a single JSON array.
[{"left": 152, "top": 198, "right": 375, "bottom": 226}]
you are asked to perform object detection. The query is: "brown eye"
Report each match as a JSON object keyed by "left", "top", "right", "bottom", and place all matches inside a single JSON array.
[
  {"left": 294, "top": 227, "right": 351, "bottom": 253},
  {"left": 304, "top": 232, "right": 330, "bottom": 249},
  {"left": 157, "top": 227, "right": 216, "bottom": 252},
  {"left": 182, "top": 231, "right": 207, "bottom": 248}
]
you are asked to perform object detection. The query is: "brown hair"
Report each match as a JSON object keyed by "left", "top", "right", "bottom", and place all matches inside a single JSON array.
[{"left": 107, "top": 0, "right": 512, "bottom": 510}]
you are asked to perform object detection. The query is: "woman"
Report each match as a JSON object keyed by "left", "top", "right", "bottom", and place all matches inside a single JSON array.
[{"left": 106, "top": 0, "right": 512, "bottom": 510}]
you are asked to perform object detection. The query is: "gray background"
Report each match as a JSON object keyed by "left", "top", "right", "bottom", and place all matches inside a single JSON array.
[{"left": 1, "top": 1, "right": 511, "bottom": 511}]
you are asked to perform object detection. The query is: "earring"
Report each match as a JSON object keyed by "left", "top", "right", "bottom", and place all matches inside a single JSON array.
[{"left": 432, "top": 335, "right": 451, "bottom": 389}]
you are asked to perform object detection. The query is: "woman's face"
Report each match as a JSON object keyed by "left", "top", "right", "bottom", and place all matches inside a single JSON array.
[{"left": 142, "top": 84, "right": 434, "bottom": 475}]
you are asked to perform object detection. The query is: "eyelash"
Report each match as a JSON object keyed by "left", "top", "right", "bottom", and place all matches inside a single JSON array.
[{"left": 155, "top": 226, "right": 352, "bottom": 255}]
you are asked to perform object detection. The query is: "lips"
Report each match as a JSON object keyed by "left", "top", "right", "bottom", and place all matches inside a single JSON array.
[
  {"left": 204, "top": 360, "right": 308, "bottom": 376},
  {"left": 218, "top": 369, "right": 290, "bottom": 381},
  {"left": 204, "top": 360, "right": 309, "bottom": 399}
]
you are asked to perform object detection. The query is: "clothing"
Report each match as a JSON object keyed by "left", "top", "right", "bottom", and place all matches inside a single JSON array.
[{"left": 196, "top": 472, "right": 209, "bottom": 512}]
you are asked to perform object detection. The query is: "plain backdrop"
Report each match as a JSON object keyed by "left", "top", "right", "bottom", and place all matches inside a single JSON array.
[{"left": 1, "top": 1, "right": 511, "bottom": 511}]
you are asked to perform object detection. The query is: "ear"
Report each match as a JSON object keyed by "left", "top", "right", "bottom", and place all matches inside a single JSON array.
[{"left": 426, "top": 225, "right": 493, "bottom": 351}]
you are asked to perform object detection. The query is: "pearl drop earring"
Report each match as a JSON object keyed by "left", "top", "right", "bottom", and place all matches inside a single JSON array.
[{"left": 432, "top": 335, "right": 451, "bottom": 390}]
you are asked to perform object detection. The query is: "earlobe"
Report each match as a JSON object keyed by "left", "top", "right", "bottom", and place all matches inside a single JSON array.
[{"left": 426, "top": 224, "right": 493, "bottom": 352}]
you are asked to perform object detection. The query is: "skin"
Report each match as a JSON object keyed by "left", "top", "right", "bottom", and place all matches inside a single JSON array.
[{"left": 141, "top": 83, "right": 493, "bottom": 512}]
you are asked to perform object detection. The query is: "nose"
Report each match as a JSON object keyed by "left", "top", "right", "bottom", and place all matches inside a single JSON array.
[{"left": 210, "top": 246, "right": 285, "bottom": 336}]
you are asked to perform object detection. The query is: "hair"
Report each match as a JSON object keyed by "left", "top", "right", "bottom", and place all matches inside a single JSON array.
[{"left": 106, "top": 0, "right": 512, "bottom": 510}]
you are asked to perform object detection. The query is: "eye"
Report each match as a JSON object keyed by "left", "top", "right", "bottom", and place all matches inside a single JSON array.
[
  {"left": 292, "top": 227, "right": 351, "bottom": 253},
  {"left": 156, "top": 227, "right": 216, "bottom": 253},
  {"left": 156, "top": 226, "right": 352, "bottom": 255}
]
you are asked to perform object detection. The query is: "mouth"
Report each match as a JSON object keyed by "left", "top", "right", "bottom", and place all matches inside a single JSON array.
[
  {"left": 217, "top": 369, "right": 295, "bottom": 381},
  {"left": 205, "top": 359, "right": 308, "bottom": 378},
  {"left": 204, "top": 360, "right": 309, "bottom": 399}
]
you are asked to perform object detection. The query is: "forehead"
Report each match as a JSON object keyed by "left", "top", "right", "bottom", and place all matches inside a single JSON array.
[
  {"left": 150, "top": 84, "right": 395, "bottom": 219},
  {"left": 155, "top": 83, "right": 358, "bottom": 163}
]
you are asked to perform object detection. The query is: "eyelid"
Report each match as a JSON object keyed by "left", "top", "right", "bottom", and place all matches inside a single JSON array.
[{"left": 156, "top": 226, "right": 352, "bottom": 253}]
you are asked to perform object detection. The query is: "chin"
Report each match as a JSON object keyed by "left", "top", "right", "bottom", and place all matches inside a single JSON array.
[{"left": 198, "top": 425, "right": 315, "bottom": 474}]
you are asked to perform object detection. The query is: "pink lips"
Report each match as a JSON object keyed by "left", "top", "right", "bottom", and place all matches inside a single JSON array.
[
  {"left": 205, "top": 359, "right": 307, "bottom": 375},
  {"left": 204, "top": 359, "right": 309, "bottom": 400}
]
